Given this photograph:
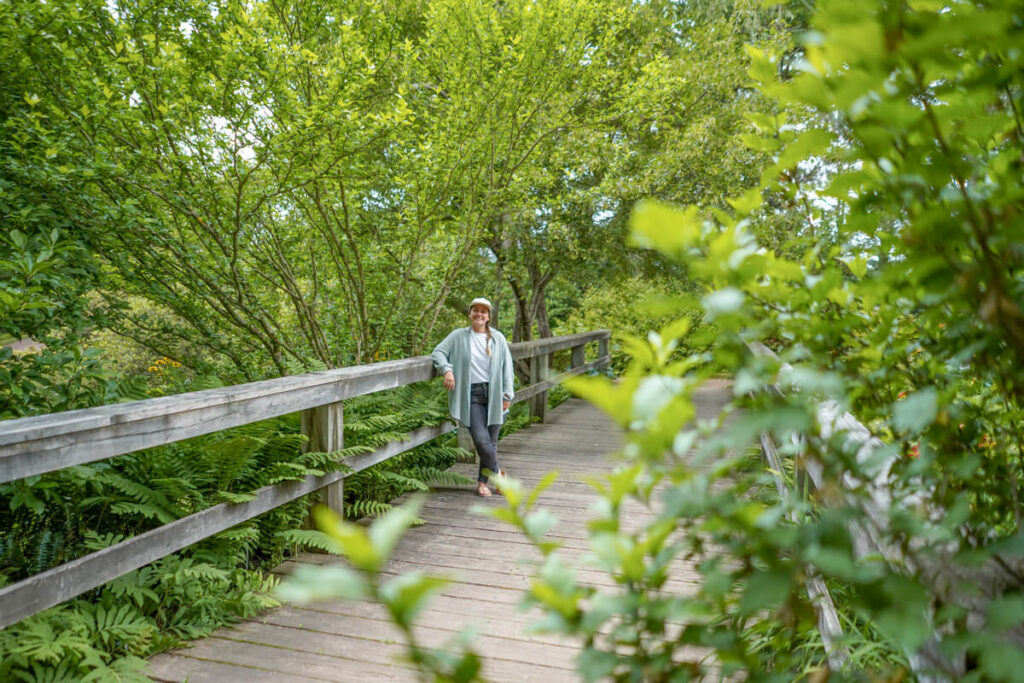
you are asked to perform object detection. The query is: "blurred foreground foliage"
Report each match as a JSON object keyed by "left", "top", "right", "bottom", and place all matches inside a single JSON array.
[{"left": 287, "top": 0, "right": 1024, "bottom": 680}]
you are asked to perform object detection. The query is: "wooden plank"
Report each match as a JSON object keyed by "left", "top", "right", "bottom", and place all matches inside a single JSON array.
[
  {"left": 146, "top": 654, "right": 323, "bottom": 683},
  {"left": 571, "top": 343, "right": 585, "bottom": 369},
  {"left": 259, "top": 607, "right": 581, "bottom": 670},
  {"left": 149, "top": 632, "right": 419, "bottom": 681},
  {"left": 508, "top": 330, "right": 610, "bottom": 361}
]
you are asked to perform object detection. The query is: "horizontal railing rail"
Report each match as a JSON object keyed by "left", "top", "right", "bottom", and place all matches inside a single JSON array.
[
  {"left": 0, "top": 329, "right": 610, "bottom": 630},
  {"left": 746, "top": 341, "right": 1024, "bottom": 681}
]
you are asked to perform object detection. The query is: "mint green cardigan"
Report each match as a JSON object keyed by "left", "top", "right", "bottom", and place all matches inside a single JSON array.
[{"left": 430, "top": 327, "right": 515, "bottom": 427}]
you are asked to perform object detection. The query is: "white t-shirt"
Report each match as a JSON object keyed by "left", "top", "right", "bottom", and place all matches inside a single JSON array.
[{"left": 469, "top": 331, "right": 491, "bottom": 384}]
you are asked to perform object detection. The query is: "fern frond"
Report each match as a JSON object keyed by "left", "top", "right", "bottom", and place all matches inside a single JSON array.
[
  {"left": 216, "top": 491, "right": 258, "bottom": 504},
  {"left": 344, "top": 499, "right": 393, "bottom": 520},
  {"left": 94, "top": 471, "right": 176, "bottom": 517},
  {"left": 345, "top": 413, "right": 404, "bottom": 433},
  {"left": 201, "top": 436, "right": 264, "bottom": 492},
  {"left": 380, "top": 471, "right": 430, "bottom": 492},
  {"left": 88, "top": 604, "right": 156, "bottom": 655},
  {"left": 109, "top": 502, "right": 177, "bottom": 524},
  {"left": 273, "top": 529, "right": 342, "bottom": 554},
  {"left": 213, "top": 526, "right": 261, "bottom": 554},
  {"left": 82, "top": 532, "right": 128, "bottom": 552},
  {"left": 407, "top": 468, "right": 475, "bottom": 488},
  {"left": 106, "top": 572, "right": 160, "bottom": 609}
]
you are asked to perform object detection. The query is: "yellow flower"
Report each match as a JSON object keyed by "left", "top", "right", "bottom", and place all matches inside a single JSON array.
[
  {"left": 172, "top": 361, "right": 181, "bottom": 367},
  {"left": 147, "top": 366, "right": 158, "bottom": 372}
]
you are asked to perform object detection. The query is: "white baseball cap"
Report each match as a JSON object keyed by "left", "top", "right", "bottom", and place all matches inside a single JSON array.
[{"left": 469, "top": 297, "right": 492, "bottom": 312}]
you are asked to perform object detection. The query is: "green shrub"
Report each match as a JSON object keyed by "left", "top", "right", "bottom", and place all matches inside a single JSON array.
[{"left": 556, "top": 276, "right": 704, "bottom": 373}]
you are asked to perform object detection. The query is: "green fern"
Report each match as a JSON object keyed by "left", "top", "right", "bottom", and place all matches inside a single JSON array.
[
  {"left": 202, "top": 436, "right": 264, "bottom": 492},
  {"left": 87, "top": 604, "right": 156, "bottom": 656},
  {"left": 105, "top": 571, "right": 160, "bottom": 610},
  {"left": 405, "top": 467, "right": 475, "bottom": 488},
  {"left": 274, "top": 529, "right": 343, "bottom": 554},
  {"left": 88, "top": 471, "right": 178, "bottom": 522},
  {"left": 380, "top": 471, "right": 430, "bottom": 493},
  {"left": 345, "top": 499, "right": 394, "bottom": 520}
]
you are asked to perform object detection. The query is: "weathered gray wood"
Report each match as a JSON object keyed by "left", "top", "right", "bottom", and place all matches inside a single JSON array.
[
  {"left": 0, "top": 421, "right": 453, "bottom": 630},
  {"left": 0, "top": 333, "right": 608, "bottom": 484},
  {"left": 746, "top": 341, "right": 975, "bottom": 681},
  {"left": 0, "top": 356, "right": 438, "bottom": 484},
  {"left": 529, "top": 353, "right": 549, "bottom": 423},
  {"left": 511, "top": 357, "right": 606, "bottom": 404},
  {"left": 760, "top": 433, "right": 848, "bottom": 669},
  {"left": 571, "top": 343, "right": 585, "bottom": 369},
  {"left": 508, "top": 329, "right": 609, "bottom": 361},
  {"left": 302, "top": 402, "right": 344, "bottom": 517},
  {"left": 598, "top": 336, "right": 610, "bottom": 369}
]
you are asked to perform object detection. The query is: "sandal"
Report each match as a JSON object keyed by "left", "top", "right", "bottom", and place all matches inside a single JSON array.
[{"left": 476, "top": 483, "right": 492, "bottom": 497}]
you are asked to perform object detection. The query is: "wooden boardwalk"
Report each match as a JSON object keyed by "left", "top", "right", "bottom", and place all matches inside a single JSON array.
[{"left": 147, "top": 387, "right": 731, "bottom": 682}]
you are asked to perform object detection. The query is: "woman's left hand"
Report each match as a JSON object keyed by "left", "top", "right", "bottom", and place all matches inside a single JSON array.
[{"left": 502, "top": 400, "right": 510, "bottom": 412}]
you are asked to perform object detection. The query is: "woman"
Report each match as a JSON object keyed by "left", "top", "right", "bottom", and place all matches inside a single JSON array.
[{"left": 431, "top": 298, "right": 515, "bottom": 497}]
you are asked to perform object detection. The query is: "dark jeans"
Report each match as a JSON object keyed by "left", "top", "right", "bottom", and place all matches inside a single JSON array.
[{"left": 470, "top": 382, "right": 501, "bottom": 484}]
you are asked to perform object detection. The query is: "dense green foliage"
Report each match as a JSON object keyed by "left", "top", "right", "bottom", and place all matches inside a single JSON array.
[
  {"left": 2, "top": 0, "right": 772, "bottom": 384},
  {"left": 509, "top": 0, "right": 1024, "bottom": 680},
  {"left": 285, "top": 0, "right": 1024, "bottom": 681},
  {"left": 12, "top": 0, "right": 970, "bottom": 679}
]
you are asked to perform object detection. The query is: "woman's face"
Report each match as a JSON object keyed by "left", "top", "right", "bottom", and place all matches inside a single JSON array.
[{"left": 469, "top": 305, "right": 490, "bottom": 327}]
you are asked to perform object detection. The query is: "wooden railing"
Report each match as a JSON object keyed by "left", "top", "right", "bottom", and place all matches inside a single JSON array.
[
  {"left": 747, "top": 341, "right": 1024, "bottom": 681},
  {"left": 0, "top": 330, "right": 610, "bottom": 630}
]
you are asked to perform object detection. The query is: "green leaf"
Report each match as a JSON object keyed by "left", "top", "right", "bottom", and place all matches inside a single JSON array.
[
  {"left": 313, "top": 505, "right": 379, "bottom": 572},
  {"left": 276, "top": 564, "right": 367, "bottom": 603},
  {"left": 702, "top": 288, "right": 744, "bottom": 317},
  {"left": 379, "top": 572, "right": 450, "bottom": 628},
  {"left": 740, "top": 132, "right": 780, "bottom": 153},
  {"left": 776, "top": 128, "right": 833, "bottom": 170},
  {"left": 628, "top": 201, "right": 703, "bottom": 254},
  {"left": 563, "top": 374, "right": 639, "bottom": 427},
  {"left": 525, "top": 470, "right": 559, "bottom": 511},
  {"left": 744, "top": 44, "right": 776, "bottom": 83},
  {"left": 979, "top": 641, "right": 1024, "bottom": 680},
  {"left": 738, "top": 568, "right": 791, "bottom": 614},
  {"left": 726, "top": 187, "right": 763, "bottom": 215},
  {"left": 368, "top": 495, "right": 425, "bottom": 565},
  {"left": 892, "top": 387, "right": 938, "bottom": 434},
  {"left": 987, "top": 595, "right": 1024, "bottom": 631}
]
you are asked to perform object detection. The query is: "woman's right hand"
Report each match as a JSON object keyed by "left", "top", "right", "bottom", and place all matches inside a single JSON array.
[{"left": 443, "top": 370, "right": 455, "bottom": 391}]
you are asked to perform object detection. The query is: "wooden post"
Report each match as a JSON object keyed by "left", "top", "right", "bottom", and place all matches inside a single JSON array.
[
  {"left": 301, "top": 402, "right": 344, "bottom": 518},
  {"left": 530, "top": 352, "right": 549, "bottom": 423},
  {"left": 571, "top": 343, "right": 585, "bottom": 369},
  {"left": 598, "top": 336, "right": 610, "bottom": 370}
]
